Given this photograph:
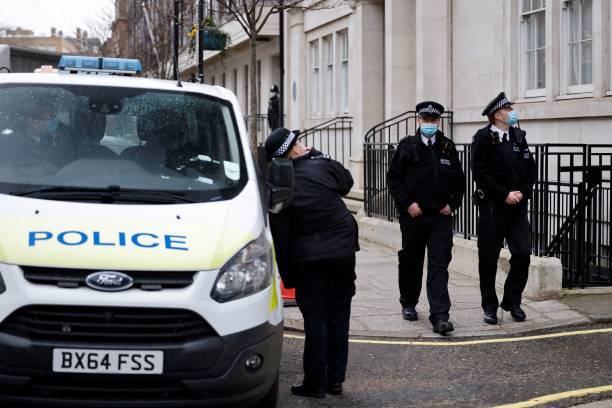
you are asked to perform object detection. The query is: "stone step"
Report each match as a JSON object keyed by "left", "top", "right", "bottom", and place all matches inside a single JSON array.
[
  {"left": 343, "top": 197, "right": 364, "bottom": 215},
  {"left": 347, "top": 188, "right": 364, "bottom": 202}
]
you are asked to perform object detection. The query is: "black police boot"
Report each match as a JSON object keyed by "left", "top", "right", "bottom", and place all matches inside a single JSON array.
[
  {"left": 432, "top": 320, "right": 454, "bottom": 335},
  {"left": 291, "top": 384, "right": 326, "bottom": 399},
  {"left": 483, "top": 310, "right": 498, "bottom": 325},
  {"left": 402, "top": 306, "right": 418, "bottom": 321},
  {"left": 326, "top": 382, "right": 343, "bottom": 395},
  {"left": 502, "top": 304, "right": 526, "bottom": 322}
]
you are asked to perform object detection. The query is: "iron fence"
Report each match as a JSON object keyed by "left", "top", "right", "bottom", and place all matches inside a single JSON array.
[
  {"left": 253, "top": 115, "right": 354, "bottom": 175},
  {"left": 363, "top": 135, "right": 612, "bottom": 287},
  {"left": 299, "top": 116, "right": 354, "bottom": 167}
]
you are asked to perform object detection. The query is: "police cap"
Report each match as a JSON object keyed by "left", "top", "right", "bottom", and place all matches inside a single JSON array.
[
  {"left": 264, "top": 127, "right": 301, "bottom": 161},
  {"left": 416, "top": 101, "right": 444, "bottom": 119},
  {"left": 482, "top": 92, "right": 513, "bottom": 116}
]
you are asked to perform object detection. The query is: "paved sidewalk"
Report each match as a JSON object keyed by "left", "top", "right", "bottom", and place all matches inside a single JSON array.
[{"left": 283, "top": 242, "right": 595, "bottom": 338}]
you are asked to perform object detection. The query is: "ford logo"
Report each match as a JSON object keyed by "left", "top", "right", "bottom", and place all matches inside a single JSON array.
[{"left": 85, "top": 271, "right": 134, "bottom": 292}]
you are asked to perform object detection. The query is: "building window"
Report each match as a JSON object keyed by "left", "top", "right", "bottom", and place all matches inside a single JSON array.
[
  {"left": 244, "top": 65, "right": 249, "bottom": 112},
  {"left": 211, "top": 76, "right": 216, "bottom": 86},
  {"left": 310, "top": 40, "right": 320, "bottom": 117},
  {"left": 563, "top": 0, "right": 593, "bottom": 93},
  {"left": 257, "top": 60, "right": 262, "bottom": 114},
  {"left": 222, "top": 73, "right": 226, "bottom": 88},
  {"left": 232, "top": 69, "right": 238, "bottom": 96},
  {"left": 609, "top": 4, "right": 612, "bottom": 95},
  {"left": 337, "top": 30, "right": 349, "bottom": 113},
  {"left": 322, "top": 35, "right": 334, "bottom": 116},
  {"left": 521, "top": 0, "right": 546, "bottom": 96}
]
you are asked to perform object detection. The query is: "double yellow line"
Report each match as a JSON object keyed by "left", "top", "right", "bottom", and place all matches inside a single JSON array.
[
  {"left": 493, "top": 384, "right": 612, "bottom": 407},
  {"left": 285, "top": 327, "right": 612, "bottom": 407},
  {"left": 284, "top": 327, "right": 612, "bottom": 347}
]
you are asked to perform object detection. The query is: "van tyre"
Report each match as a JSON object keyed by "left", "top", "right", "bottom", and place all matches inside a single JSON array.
[{"left": 251, "top": 371, "right": 279, "bottom": 408}]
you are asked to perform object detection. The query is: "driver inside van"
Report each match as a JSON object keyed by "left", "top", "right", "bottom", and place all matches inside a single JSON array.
[{"left": 73, "top": 110, "right": 117, "bottom": 160}]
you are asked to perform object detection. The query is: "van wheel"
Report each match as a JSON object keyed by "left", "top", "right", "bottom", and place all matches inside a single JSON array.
[{"left": 251, "top": 371, "right": 279, "bottom": 408}]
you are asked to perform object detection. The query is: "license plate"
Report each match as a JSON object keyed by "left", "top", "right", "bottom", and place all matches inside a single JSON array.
[{"left": 52, "top": 349, "right": 163, "bottom": 374}]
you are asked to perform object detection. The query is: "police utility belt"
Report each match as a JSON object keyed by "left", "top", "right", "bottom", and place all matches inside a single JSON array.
[{"left": 472, "top": 189, "right": 487, "bottom": 206}]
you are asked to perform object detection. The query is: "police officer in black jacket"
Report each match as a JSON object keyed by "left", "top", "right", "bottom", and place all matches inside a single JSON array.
[
  {"left": 265, "top": 128, "right": 358, "bottom": 399},
  {"left": 387, "top": 101, "right": 465, "bottom": 335},
  {"left": 472, "top": 92, "right": 537, "bottom": 325}
]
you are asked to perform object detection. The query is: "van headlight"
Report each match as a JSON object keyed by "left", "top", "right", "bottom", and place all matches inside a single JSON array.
[{"left": 211, "top": 233, "right": 273, "bottom": 303}]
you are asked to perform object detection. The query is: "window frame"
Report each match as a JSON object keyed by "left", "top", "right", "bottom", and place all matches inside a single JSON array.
[
  {"left": 608, "top": 3, "right": 612, "bottom": 96},
  {"left": 309, "top": 39, "right": 321, "bottom": 118},
  {"left": 561, "top": 0, "right": 594, "bottom": 95},
  {"left": 232, "top": 69, "right": 238, "bottom": 97},
  {"left": 322, "top": 35, "right": 334, "bottom": 116},
  {"left": 520, "top": 0, "right": 547, "bottom": 98},
  {"left": 337, "top": 30, "right": 349, "bottom": 114}
]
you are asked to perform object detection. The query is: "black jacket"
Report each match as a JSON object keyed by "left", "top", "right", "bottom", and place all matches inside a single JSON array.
[
  {"left": 267, "top": 96, "right": 280, "bottom": 130},
  {"left": 387, "top": 131, "right": 465, "bottom": 214},
  {"left": 471, "top": 125, "right": 537, "bottom": 205},
  {"left": 269, "top": 150, "right": 359, "bottom": 287}
]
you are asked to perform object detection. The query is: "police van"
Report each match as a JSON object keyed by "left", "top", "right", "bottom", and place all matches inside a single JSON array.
[{"left": 0, "top": 56, "right": 293, "bottom": 407}]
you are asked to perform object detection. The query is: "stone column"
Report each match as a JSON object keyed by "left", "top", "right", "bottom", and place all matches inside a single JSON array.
[
  {"left": 415, "top": 0, "right": 452, "bottom": 107},
  {"left": 349, "top": 0, "right": 385, "bottom": 191},
  {"left": 385, "top": 0, "right": 416, "bottom": 119},
  {"left": 286, "top": 8, "right": 306, "bottom": 130}
]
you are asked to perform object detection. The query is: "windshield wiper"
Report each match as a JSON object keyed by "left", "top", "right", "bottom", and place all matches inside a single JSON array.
[{"left": 11, "top": 185, "right": 198, "bottom": 204}]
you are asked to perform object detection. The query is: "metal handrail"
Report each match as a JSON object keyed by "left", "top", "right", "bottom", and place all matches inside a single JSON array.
[{"left": 300, "top": 116, "right": 353, "bottom": 138}]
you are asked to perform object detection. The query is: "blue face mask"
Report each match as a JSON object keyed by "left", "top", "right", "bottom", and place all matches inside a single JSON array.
[
  {"left": 506, "top": 110, "right": 519, "bottom": 126},
  {"left": 420, "top": 124, "right": 438, "bottom": 138},
  {"left": 46, "top": 119, "right": 59, "bottom": 134}
]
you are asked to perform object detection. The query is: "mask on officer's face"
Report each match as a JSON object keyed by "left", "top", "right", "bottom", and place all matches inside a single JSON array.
[
  {"left": 499, "top": 110, "right": 519, "bottom": 127},
  {"left": 420, "top": 124, "right": 438, "bottom": 138},
  {"left": 506, "top": 110, "right": 519, "bottom": 126}
]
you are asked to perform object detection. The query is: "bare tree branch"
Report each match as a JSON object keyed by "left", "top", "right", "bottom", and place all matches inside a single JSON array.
[
  {"left": 217, "top": 0, "right": 250, "bottom": 33},
  {"left": 206, "top": 0, "right": 346, "bottom": 156}
]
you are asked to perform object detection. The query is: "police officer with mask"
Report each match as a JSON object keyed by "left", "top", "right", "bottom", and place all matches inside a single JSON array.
[
  {"left": 471, "top": 92, "right": 537, "bottom": 325},
  {"left": 265, "top": 128, "right": 358, "bottom": 399},
  {"left": 387, "top": 102, "right": 465, "bottom": 335},
  {"left": 267, "top": 85, "right": 281, "bottom": 131}
]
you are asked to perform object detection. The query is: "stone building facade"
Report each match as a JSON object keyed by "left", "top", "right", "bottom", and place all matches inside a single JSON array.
[{"left": 185, "top": 0, "right": 611, "bottom": 150}]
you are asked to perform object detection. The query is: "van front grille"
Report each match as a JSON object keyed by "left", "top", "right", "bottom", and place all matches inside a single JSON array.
[
  {"left": 1, "top": 305, "right": 215, "bottom": 344},
  {"left": 22, "top": 266, "right": 196, "bottom": 291}
]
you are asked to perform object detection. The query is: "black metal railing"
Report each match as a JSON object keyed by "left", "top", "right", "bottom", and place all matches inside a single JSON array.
[
  {"left": 244, "top": 114, "right": 271, "bottom": 145},
  {"left": 253, "top": 115, "right": 353, "bottom": 175},
  {"left": 363, "top": 134, "right": 612, "bottom": 288},
  {"left": 246, "top": 114, "right": 273, "bottom": 175},
  {"left": 299, "top": 116, "right": 354, "bottom": 167}
]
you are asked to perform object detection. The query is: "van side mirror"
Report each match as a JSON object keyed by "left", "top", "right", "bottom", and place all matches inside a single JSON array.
[{"left": 267, "top": 158, "right": 294, "bottom": 213}]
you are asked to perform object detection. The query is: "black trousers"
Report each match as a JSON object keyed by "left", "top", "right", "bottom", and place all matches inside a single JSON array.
[
  {"left": 398, "top": 212, "right": 453, "bottom": 324},
  {"left": 477, "top": 203, "right": 531, "bottom": 312},
  {"left": 294, "top": 254, "right": 356, "bottom": 390}
]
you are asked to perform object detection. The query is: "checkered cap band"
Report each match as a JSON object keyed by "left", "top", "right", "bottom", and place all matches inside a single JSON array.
[
  {"left": 418, "top": 104, "right": 441, "bottom": 116},
  {"left": 273, "top": 132, "right": 296, "bottom": 157},
  {"left": 489, "top": 96, "right": 511, "bottom": 114}
]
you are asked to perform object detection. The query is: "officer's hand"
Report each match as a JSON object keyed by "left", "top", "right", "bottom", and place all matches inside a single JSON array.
[
  {"left": 439, "top": 205, "right": 452, "bottom": 216},
  {"left": 514, "top": 191, "right": 524, "bottom": 202},
  {"left": 408, "top": 203, "right": 422, "bottom": 217},
  {"left": 505, "top": 192, "right": 519, "bottom": 205}
]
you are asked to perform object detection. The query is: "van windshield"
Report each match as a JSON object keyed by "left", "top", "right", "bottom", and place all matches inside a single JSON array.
[{"left": 0, "top": 84, "right": 247, "bottom": 203}]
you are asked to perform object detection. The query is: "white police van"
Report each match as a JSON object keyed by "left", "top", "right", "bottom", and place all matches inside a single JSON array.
[{"left": 0, "top": 56, "right": 292, "bottom": 407}]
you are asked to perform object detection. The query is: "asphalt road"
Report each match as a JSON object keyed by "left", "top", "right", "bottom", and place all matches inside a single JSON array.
[{"left": 278, "top": 324, "right": 612, "bottom": 408}]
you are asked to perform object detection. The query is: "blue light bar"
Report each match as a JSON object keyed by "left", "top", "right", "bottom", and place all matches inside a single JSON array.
[{"left": 58, "top": 55, "right": 142, "bottom": 75}]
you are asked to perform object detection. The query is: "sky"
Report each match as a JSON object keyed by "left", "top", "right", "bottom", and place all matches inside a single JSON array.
[{"left": 0, "top": 0, "right": 115, "bottom": 38}]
